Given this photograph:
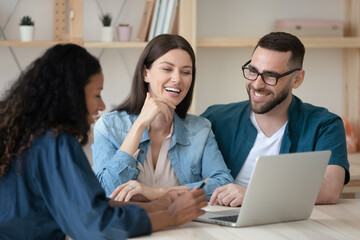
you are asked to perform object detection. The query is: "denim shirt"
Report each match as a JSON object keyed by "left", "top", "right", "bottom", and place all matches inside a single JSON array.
[
  {"left": 0, "top": 132, "right": 151, "bottom": 240},
  {"left": 202, "top": 95, "right": 350, "bottom": 184},
  {"left": 92, "top": 111, "right": 233, "bottom": 200}
]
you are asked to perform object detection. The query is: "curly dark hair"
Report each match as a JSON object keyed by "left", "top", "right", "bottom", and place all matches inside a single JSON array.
[
  {"left": 0, "top": 43, "right": 101, "bottom": 178},
  {"left": 114, "top": 34, "right": 196, "bottom": 119}
]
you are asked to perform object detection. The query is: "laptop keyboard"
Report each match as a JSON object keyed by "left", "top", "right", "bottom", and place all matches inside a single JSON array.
[{"left": 211, "top": 215, "right": 238, "bottom": 223}]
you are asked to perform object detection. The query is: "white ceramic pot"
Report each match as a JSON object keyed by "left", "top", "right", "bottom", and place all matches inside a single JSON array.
[
  {"left": 19, "top": 26, "right": 34, "bottom": 42},
  {"left": 101, "top": 26, "right": 113, "bottom": 42}
]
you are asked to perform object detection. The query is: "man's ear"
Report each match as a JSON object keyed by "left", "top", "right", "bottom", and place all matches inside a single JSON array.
[{"left": 293, "top": 69, "right": 305, "bottom": 89}]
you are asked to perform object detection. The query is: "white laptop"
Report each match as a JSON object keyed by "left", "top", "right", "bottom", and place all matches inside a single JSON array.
[{"left": 195, "top": 151, "right": 331, "bottom": 227}]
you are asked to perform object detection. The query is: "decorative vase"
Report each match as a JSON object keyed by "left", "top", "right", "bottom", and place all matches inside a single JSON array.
[
  {"left": 116, "top": 25, "right": 132, "bottom": 42},
  {"left": 19, "top": 26, "right": 34, "bottom": 42},
  {"left": 101, "top": 26, "right": 113, "bottom": 42}
]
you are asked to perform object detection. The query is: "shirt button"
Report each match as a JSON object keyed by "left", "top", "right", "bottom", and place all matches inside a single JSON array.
[{"left": 140, "top": 150, "right": 144, "bottom": 154}]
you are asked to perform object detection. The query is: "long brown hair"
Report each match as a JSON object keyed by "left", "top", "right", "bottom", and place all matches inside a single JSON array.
[{"left": 114, "top": 34, "right": 196, "bottom": 119}]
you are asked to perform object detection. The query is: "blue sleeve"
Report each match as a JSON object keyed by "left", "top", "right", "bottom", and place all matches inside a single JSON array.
[
  {"left": 316, "top": 116, "right": 350, "bottom": 184},
  {"left": 92, "top": 116, "right": 140, "bottom": 196},
  {"left": 32, "top": 134, "right": 151, "bottom": 239}
]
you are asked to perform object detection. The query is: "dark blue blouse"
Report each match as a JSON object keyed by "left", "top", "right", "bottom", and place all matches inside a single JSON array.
[{"left": 0, "top": 132, "right": 152, "bottom": 240}]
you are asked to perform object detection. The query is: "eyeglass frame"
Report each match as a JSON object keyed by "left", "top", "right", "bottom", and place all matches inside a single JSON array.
[{"left": 241, "top": 60, "right": 301, "bottom": 86}]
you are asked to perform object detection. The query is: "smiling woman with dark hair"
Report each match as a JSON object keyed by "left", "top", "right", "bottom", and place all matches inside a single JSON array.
[
  {"left": 0, "top": 43, "right": 207, "bottom": 240},
  {"left": 92, "top": 34, "right": 233, "bottom": 202}
]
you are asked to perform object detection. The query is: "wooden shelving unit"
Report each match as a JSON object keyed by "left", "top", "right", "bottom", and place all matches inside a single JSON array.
[
  {"left": 197, "top": 37, "right": 360, "bottom": 48},
  {"left": 3, "top": 36, "right": 360, "bottom": 49},
  {"left": 83, "top": 41, "right": 147, "bottom": 48},
  {"left": 0, "top": 41, "right": 72, "bottom": 47}
]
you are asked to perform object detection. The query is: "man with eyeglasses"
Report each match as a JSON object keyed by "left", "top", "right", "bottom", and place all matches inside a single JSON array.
[{"left": 201, "top": 32, "right": 349, "bottom": 207}]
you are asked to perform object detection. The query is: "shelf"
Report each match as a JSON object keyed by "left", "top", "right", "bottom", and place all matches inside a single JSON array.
[
  {"left": 84, "top": 41, "right": 147, "bottom": 48},
  {"left": 197, "top": 37, "right": 360, "bottom": 48},
  {"left": 0, "top": 40, "right": 149, "bottom": 48},
  {"left": 0, "top": 41, "right": 72, "bottom": 47}
]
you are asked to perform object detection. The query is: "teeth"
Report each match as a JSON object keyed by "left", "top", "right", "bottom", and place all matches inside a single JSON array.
[
  {"left": 92, "top": 114, "right": 101, "bottom": 120},
  {"left": 165, "top": 87, "right": 181, "bottom": 93},
  {"left": 254, "top": 92, "right": 266, "bottom": 97}
]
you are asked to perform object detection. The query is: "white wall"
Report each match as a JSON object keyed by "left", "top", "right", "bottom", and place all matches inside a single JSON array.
[{"left": 0, "top": 0, "right": 344, "bottom": 117}]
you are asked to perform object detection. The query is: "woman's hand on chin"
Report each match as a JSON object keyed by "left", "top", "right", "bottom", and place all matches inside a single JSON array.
[{"left": 137, "top": 92, "right": 176, "bottom": 128}]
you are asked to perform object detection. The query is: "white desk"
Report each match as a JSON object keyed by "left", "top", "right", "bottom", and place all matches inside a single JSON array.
[{"left": 131, "top": 199, "right": 360, "bottom": 240}]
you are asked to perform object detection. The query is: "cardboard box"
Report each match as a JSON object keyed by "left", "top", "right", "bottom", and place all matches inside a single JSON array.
[{"left": 274, "top": 19, "right": 343, "bottom": 37}]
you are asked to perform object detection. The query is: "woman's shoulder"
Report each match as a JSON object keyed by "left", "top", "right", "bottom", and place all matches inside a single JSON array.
[
  {"left": 99, "top": 110, "right": 134, "bottom": 121},
  {"left": 26, "top": 131, "right": 82, "bottom": 169},
  {"left": 32, "top": 131, "right": 80, "bottom": 152},
  {"left": 95, "top": 111, "right": 138, "bottom": 132},
  {"left": 181, "top": 114, "right": 212, "bottom": 129}
]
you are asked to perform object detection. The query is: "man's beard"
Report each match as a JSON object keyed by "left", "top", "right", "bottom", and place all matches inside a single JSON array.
[{"left": 247, "top": 81, "right": 291, "bottom": 114}]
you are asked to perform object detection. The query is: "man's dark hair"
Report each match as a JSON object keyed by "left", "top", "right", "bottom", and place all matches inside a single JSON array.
[{"left": 255, "top": 32, "right": 305, "bottom": 69}]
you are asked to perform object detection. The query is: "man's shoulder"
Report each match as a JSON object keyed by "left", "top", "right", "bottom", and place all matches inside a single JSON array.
[
  {"left": 290, "top": 96, "right": 342, "bottom": 128},
  {"left": 292, "top": 96, "right": 340, "bottom": 119}
]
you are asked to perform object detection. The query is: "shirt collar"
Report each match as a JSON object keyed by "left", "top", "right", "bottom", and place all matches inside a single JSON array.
[{"left": 172, "top": 113, "right": 190, "bottom": 146}]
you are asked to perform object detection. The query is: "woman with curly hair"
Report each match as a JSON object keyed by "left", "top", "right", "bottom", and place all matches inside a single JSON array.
[{"left": 0, "top": 43, "right": 206, "bottom": 240}]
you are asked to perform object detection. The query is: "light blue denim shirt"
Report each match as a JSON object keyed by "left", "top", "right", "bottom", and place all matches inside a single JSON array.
[{"left": 92, "top": 111, "right": 234, "bottom": 200}]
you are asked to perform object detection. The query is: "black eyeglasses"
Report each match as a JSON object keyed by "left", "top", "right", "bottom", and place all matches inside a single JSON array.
[{"left": 241, "top": 60, "right": 301, "bottom": 86}]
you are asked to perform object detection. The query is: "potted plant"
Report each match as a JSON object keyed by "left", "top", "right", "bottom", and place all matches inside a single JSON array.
[
  {"left": 116, "top": 23, "right": 132, "bottom": 42},
  {"left": 100, "top": 13, "right": 113, "bottom": 42},
  {"left": 19, "top": 15, "right": 35, "bottom": 42}
]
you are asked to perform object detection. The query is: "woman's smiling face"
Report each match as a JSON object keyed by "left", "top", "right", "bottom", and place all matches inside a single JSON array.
[{"left": 144, "top": 48, "right": 193, "bottom": 106}]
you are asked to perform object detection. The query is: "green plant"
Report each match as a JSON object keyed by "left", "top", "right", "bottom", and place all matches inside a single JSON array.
[
  {"left": 100, "top": 13, "right": 112, "bottom": 27},
  {"left": 19, "top": 16, "right": 34, "bottom": 26}
]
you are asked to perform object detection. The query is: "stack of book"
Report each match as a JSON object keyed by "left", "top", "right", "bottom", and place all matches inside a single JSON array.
[{"left": 136, "top": 0, "right": 179, "bottom": 42}]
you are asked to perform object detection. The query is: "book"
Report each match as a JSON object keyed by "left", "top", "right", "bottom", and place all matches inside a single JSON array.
[
  {"left": 163, "top": 0, "right": 178, "bottom": 34},
  {"left": 154, "top": 0, "right": 168, "bottom": 37},
  {"left": 136, "top": 0, "right": 156, "bottom": 41},
  {"left": 147, "top": 0, "right": 161, "bottom": 41}
]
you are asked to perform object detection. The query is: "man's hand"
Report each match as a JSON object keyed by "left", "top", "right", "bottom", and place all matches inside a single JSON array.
[{"left": 209, "top": 183, "right": 247, "bottom": 207}]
